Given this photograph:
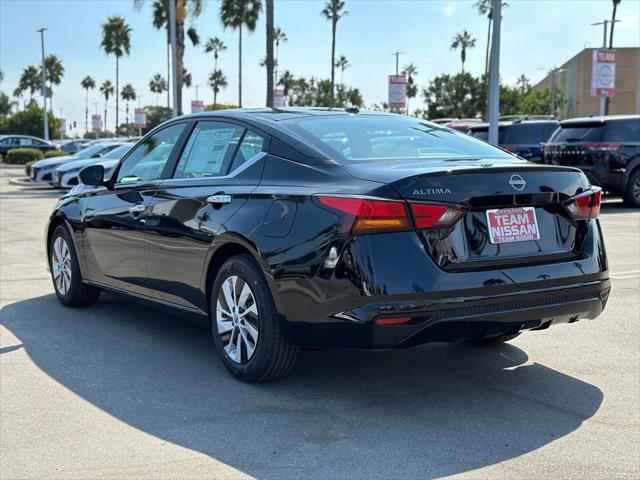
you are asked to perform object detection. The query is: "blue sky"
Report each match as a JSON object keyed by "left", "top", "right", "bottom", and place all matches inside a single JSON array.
[{"left": 1, "top": 0, "right": 639, "bottom": 132}]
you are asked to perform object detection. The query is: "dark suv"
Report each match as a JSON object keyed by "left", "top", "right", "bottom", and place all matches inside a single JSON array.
[
  {"left": 469, "top": 120, "right": 559, "bottom": 163},
  {"left": 543, "top": 115, "right": 640, "bottom": 207}
]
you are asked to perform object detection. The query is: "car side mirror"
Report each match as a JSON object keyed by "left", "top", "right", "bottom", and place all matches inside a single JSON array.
[{"left": 79, "top": 164, "right": 104, "bottom": 187}]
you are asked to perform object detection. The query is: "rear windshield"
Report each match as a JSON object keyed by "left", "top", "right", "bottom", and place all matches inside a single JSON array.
[
  {"left": 287, "top": 115, "right": 512, "bottom": 162},
  {"left": 503, "top": 123, "right": 558, "bottom": 144},
  {"left": 549, "top": 119, "right": 640, "bottom": 143}
]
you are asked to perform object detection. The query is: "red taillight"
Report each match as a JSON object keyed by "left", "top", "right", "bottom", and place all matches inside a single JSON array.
[
  {"left": 582, "top": 143, "right": 621, "bottom": 152},
  {"left": 317, "top": 196, "right": 465, "bottom": 234},
  {"left": 375, "top": 315, "right": 411, "bottom": 326},
  {"left": 410, "top": 203, "right": 465, "bottom": 229},
  {"left": 317, "top": 196, "right": 411, "bottom": 234},
  {"left": 564, "top": 188, "right": 602, "bottom": 220}
]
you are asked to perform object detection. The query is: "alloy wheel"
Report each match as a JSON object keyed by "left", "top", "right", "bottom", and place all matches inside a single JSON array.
[
  {"left": 633, "top": 174, "right": 640, "bottom": 202},
  {"left": 216, "top": 275, "right": 260, "bottom": 364},
  {"left": 51, "top": 236, "right": 72, "bottom": 295}
]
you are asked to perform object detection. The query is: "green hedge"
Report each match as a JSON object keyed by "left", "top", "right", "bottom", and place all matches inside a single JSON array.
[
  {"left": 5, "top": 148, "right": 44, "bottom": 165},
  {"left": 44, "top": 151, "right": 68, "bottom": 159}
]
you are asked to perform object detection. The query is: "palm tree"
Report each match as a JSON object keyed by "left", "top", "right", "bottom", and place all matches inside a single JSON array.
[
  {"left": 450, "top": 30, "right": 476, "bottom": 73},
  {"left": 16, "top": 65, "right": 40, "bottom": 103},
  {"left": 516, "top": 74, "right": 530, "bottom": 95},
  {"left": 335, "top": 55, "right": 350, "bottom": 83},
  {"left": 220, "top": 0, "right": 262, "bottom": 108},
  {"left": 81, "top": 76, "right": 96, "bottom": 133},
  {"left": 101, "top": 15, "right": 132, "bottom": 130},
  {"left": 321, "top": 0, "right": 348, "bottom": 107},
  {"left": 121, "top": 84, "right": 136, "bottom": 125},
  {"left": 100, "top": 80, "right": 115, "bottom": 131},
  {"left": 278, "top": 70, "right": 294, "bottom": 100},
  {"left": 402, "top": 63, "right": 418, "bottom": 114},
  {"left": 204, "top": 36, "right": 226, "bottom": 72},
  {"left": 273, "top": 26, "right": 287, "bottom": 85},
  {"left": 266, "top": 0, "right": 274, "bottom": 107},
  {"left": 609, "top": 0, "right": 621, "bottom": 48},
  {"left": 149, "top": 74, "right": 168, "bottom": 106},
  {"left": 208, "top": 69, "right": 228, "bottom": 110},
  {"left": 44, "top": 54, "right": 64, "bottom": 112}
]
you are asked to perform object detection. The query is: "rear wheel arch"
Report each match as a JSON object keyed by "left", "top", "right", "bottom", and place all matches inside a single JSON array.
[{"left": 203, "top": 237, "right": 275, "bottom": 317}]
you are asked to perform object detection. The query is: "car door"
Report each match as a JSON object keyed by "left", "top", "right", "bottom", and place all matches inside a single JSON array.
[
  {"left": 82, "top": 122, "right": 189, "bottom": 297},
  {"left": 144, "top": 120, "right": 268, "bottom": 311}
]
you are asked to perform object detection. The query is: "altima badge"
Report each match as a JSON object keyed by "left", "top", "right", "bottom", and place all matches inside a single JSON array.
[{"left": 509, "top": 174, "right": 526, "bottom": 191}]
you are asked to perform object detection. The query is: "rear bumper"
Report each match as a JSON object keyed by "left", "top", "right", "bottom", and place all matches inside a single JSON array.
[{"left": 285, "top": 279, "right": 610, "bottom": 348}]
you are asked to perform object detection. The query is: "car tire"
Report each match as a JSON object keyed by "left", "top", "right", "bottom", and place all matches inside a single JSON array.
[
  {"left": 210, "top": 254, "right": 299, "bottom": 382},
  {"left": 623, "top": 169, "right": 640, "bottom": 208},
  {"left": 471, "top": 332, "right": 521, "bottom": 345},
  {"left": 49, "top": 225, "right": 101, "bottom": 307}
]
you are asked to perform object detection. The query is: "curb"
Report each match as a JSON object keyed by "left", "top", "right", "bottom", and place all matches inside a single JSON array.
[{"left": 8, "top": 177, "right": 46, "bottom": 187}]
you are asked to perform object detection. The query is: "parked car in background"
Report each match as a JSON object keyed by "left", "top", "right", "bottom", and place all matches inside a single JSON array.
[
  {"left": 31, "top": 142, "right": 125, "bottom": 185},
  {"left": 445, "top": 118, "right": 482, "bottom": 133},
  {"left": 59, "top": 139, "right": 90, "bottom": 155},
  {"left": 45, "top": 108, "right": 609, "bottom": 382},
  {"left": 469, "top": 119, "right": 559, "bottom": 162},
  {"left": 0, "top": 135, "right": 58, "bottom": 159},
  {"left": 53, "top": 143, "right": 132, "bottom": 188},
  {"left": 543, "top": 115, "right": 640, "bottom": 207}
]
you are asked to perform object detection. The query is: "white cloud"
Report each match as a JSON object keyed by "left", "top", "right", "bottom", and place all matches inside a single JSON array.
[{"left": 442, "top": 3, "right": 458, "bottom": 18}]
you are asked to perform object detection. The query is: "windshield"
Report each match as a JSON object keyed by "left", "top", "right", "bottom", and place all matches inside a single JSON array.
[
  {"left": 103, "top": 144, "right": 132, "bottom": 159},
  {"left": 286, "top": 115, "right": 512, "bottom": 162},
  {"left": 76, "top": 143, "right": 116, "bottom": 158}
]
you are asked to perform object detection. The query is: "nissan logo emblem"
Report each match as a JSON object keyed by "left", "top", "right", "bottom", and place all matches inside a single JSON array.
[{"left": 509, "top": 174, "right": 526, "bottom": 191}]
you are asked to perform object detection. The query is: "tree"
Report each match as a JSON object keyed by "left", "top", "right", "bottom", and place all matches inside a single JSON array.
[
  {"left": 182, "top": 68, "right": 192, "bottom": 89},
  {"left": 220, "top": 0, "right": 262, "bottom": 108},
  {"left": 204, "top": 36, "right": 226, "bottom": 72},
  {"left": 4, "top": 104, "right": 60, "bottom": 138},
  {"left": 278, "top": 70, "right": 295, "bottom": 100},
  {"left": 149, "top": 74, "right": 168, "bottom": 106},
  {"left": 321, "top": 0, "right": 348, "bottom": 107},
  {"left": 402, "top": 63, "right": 418, "bottom": 115},
  {"left": 208, "top": 69, "right": 228, "bottom": 110},
  {"left": 81, "top": 76, "right": 96, "bottom": 133},
  {"left": 335, "top": 55, "right": 350, "bottom": 83},
  {"left": 16, "top": 66, "right": 40, "bottom": 103},
  {"left": 520, "top": 87, "right": 565, "bottom": 116},
  {"left": 121, "top": 84, "right": 136, "bottom": 126},
  {"left": 101, "top": 15, "right": 132, "bottom": 130},
  {"left": 450, "top": 30, "right": 476, "bottom": 73},
  {"left": 266, "top": 0, "right": 274, "bottom": 107},
  {"left": 422, "top": 73, "right": 484, "bottom": 119},
  {"left": 515, "top": 74, "right": 531, "bottom": 95},
  {"left": 286, "top": 76, "right": 362, "bottom": 108},
  {"left": 273, "top": 26, "right": 287, "bottom": 85},
  {"left": 43, "top": 54, "right": 64, "bottom": 112},
  {"left": 100, "top": 80, "right": 115, "bottom": 131},
  {"left": 0, "top": 92, "right": 14, "bottom": 116}
]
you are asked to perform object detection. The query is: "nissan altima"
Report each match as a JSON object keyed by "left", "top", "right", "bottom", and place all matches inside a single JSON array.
[{"left": 46, "top": 108, "right": 610, "bottom": 382}]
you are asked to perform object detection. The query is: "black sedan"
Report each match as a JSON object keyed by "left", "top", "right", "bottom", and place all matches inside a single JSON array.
[
  {"left": 46, "top": 108, "right": 610, "bottom": 382},
  {"left": 0, "top": 134, "right": 57, "bottom": 158}
]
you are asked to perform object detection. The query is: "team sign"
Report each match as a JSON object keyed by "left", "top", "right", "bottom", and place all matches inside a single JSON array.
[
  {"left": 591, "top": 49, "right": 616, "bottom": 97},
  {"left": 486, "top": 207, "right": 540, "bottom": 244}
]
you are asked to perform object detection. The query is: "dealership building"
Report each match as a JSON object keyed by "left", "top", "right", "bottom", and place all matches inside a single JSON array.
[{"left": 534, "top": 47, "right": 640, "bottom": 118}]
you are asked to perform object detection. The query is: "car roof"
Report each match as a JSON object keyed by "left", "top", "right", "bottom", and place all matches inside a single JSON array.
[
  {"left": 178, "top": 107, "right": 393, "bottom": 124},
  {"left": 0, "top": 134, "right": 49, "bottom": 141},
  {"left": 559, "top": 114, "right": 640, "bottom": 126},
  {"left": 469, "top": 119, "right": 559, "bottom": 130}
]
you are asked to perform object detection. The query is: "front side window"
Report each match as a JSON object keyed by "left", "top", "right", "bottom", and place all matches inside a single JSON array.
[
  {"left": 117, "top": 123, "right": 186, "bottom": 183},
  {"left": 173, "top": 121, "right": 243, "bottom": 179},
  {"left": 18, "top": 138, "right": 34, "bottom": 146},
  {"left": 287, "top": 115, "right": 512, "bottom": 163}
]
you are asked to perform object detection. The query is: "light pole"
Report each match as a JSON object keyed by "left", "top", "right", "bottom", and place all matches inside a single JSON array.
[
  {"left": 390, "top": 51, "right": 404, "bottom": 76},
  {"left": 36, "top": 28, "right": 48, "bottom": 141},
  {"left": 487, "top": 0, "right": 502, "bottom": 146},
  {"left": 169, "top": 0, "right": 178, "bottom": 117}
]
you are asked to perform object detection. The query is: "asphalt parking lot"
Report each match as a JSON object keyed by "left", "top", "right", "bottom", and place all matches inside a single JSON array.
[{"left": 1, "top": 162, "right": 638, "bottom": 480}]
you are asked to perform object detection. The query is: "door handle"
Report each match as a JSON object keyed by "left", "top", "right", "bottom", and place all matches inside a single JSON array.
[
  {"left": 207, "top": 194, "right": 232, "bottom": 205},
  {"left": 129, "top": 204, "right": 147, "bottom": 214}
]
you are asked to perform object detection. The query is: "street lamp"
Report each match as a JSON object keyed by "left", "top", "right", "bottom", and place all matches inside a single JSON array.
[{"left": 36, "top": 28, "right": 48, "bottom": 141}]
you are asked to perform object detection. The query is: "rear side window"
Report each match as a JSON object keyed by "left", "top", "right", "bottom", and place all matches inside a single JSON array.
[
  {"left": 604, "top": 119, "right": 640, "bottom": 142},
  {"left": 503, "top": 124, "right": 557, "bottom": 144},
  {"left": 229, "top": 130, "right": 266, "bottom": 172},
  {"left": 174, "top": 121, "right": 244, "bottom": 179},
  {"left": 288, "top": 116, "right": 512, "bottom": 162},
  {"left": 550, "top": 123, "right": 604, "bottom": 142}
]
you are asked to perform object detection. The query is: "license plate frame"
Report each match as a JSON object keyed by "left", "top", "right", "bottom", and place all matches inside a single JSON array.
[{"left": 486, "top": 206, "right": 540, "bottom": 244}]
